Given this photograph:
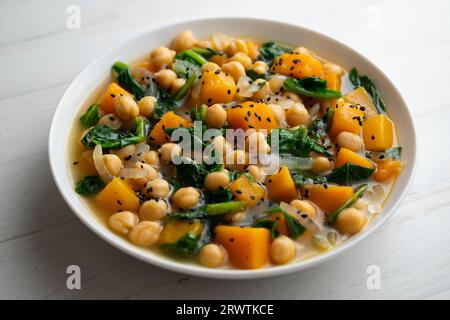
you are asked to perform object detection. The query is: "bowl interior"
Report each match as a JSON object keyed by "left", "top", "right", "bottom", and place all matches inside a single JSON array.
[{"left": 49, "top": 17, "right": 416, "bottom": 279}]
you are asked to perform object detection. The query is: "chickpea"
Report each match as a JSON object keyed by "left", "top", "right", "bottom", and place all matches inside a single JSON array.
[
  {"left": 129, "top": 221, "right": 161, "bottom": 246},
  {"left": 138, "top": 96, "right": 156, "bottom": 118},
  {"left": 246, "top": 131, "right": 270, "bottom": 154},
  {"left": 282, "top": 92, "right": 302, "bottom": 103},
  {"left": 311, "top": 156, "right": 332, "bottom": 173},
  {"left": 204, "top": 171, "right": 230, "bottom": 191},
  {"left": 144, "top": 150, "right": 159, "bottom": 167},
  {"left": 171, "top": 78, "right": 186, "bottom": 95},
  {"left": 252, "top": 80, "right": 272, "bottom": 101},
  {"left": 144, "top": 178, "right": 170, "bottom": 199},
  {"left": 171, "top": 187, "right": 200, "bottom": 210},
  {"left": 115, "top": 95, "right": 139, "bottom": 121},
  {"left": 150, "top": 46, "right": 176, "bottom": 70},
  {"left": 170, "top": 30, "right": 196, "bottom": 52},
  {"left": 226, "top": 211, "right": 247, "bottom": 223},
  {"left": 221, "top": 61, "right": 245, "bottom": 82},
  {"left": 286, "top": 103, "right": 310, "bottom": 127},
  {"left": 139, "top": 199, "right": 168, "bottom": 221},
  {"left": 115, "top": 144, "right": 136, "bottom": 161},
  {"left": 102, "top": 154, "right": 122, "bottom": 176},
  {"left": 158, "top": 143, "right": 181, "bottom": 165},
  {"left": 201, "top": 62, "right": 220, "bottom": 73},
  {"left": 225, "top": 150, "right": 248, "bottom": 172},
  {"left": 132, "top": 162, "right": 159, "bottom": 187},
  {"left": 99, "top": 113, "right": 122, "bottom": 129},
  {"left": 225, "top": 39, "right": 248, "bottom": 56},
  {"left": 335, "top": 208, "right": 367, "bottom": 235},
  {"left": 247, "top": 165, "right": 262, "bottom": 181},
  {"left": 154, "top": 69, "right": 177, "bottom": 89},
  {"left": 229, "top": 52, "right": 252, "bottom": 69},
  {"left": 269, "top": 75, "right": 285, "bottom": 93},
  {"left": 335, "top": 131, "right": 362, "bottom": 152},
  {"left": 354, "top": 198, "right": 368, "bottom": 212},
  {"left": 293, "top": 46, "right": 311, "bottom": 55},
  {"left": 251, "top": 61, "right": 268, "bottom": 75},
  {"left": 205, "top": 104, "right": 227, "bottom": 128},
  {"left": 323, "top": 63, "right": 344, "bottom": 76},
  {"left": 268, "top": 104, "right": 286, "bottom": 124},
  {"left": 270, "top": 235, "right": 296, "bottom": 265},
  {"left": 290, "top": 199, "right": 316, "bottom": 218},
  {"left": 108, "top": 211, "right": 138, "bottom": 235},
  {"left": 199, "top": 244, "right": 226, "bottom": 268},
  {"left": 210, "top": 136, "right": 232, "bottom": 156}
]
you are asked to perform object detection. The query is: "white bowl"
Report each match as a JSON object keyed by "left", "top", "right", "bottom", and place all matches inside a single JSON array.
[{"left": 49, "top": 17, "right": 416, "bottom": 279}]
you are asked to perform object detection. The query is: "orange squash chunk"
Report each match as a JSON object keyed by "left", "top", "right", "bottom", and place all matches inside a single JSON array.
[
  {"left": 158, "top": 219, "right": 203, "bottom": 245},
  {"left": 246, "top": 40, "right": 260, "bottom": 60},
  {"left": 363, "top": 115, "right": 394, "bottom": 151},
  {"left": 95, "top": 178, "right": 140, "bottom": 213},
  {"left": 329, "top": 103, "right": 365, "bottom": 137},
  {"left": 335, "top": 148, "right": 374, "bottom": 169},
  {"left": 271, "top": 53, "right": 323, "bottom": 78},
  {"left": 323, "top": 71, "right": 341, "bottom": 91},
  {"left": 229, "top": 175, "right": 265, "bottom": 208},
  {"left": 343, "top": 87, "right": 378, "bottom": 116},
  {"left": 215, "top": 226, "right": 271, "bottom": 269},
  {"left": 301, "top": 185, "right": 354, "bottom": 214},
  {"left": 227, "top": 101, "right": 279, "bottom": 131},
  {"left": 266, "top": 166, "right": 298, "bottom": 203},
  {"left": 99, "top": 83, "right": 133, "bottom": 113},
  {"left": 374, "top": 159, "right": 403, "bottom": 182},
  {"left": 200, "top": 69, "right": 236, "bottom": 105},
  {"left": 149, "top": 111, "right": 191, "bottom": 145}
]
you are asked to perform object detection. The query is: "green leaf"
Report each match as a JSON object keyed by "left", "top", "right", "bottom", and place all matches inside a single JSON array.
[
  {"left": 75, "top": 176, "right": 103, "bottom": 196},
  {"left": 112, "top": 61, "right": 146, "bottom": 100},
  {"left": 176, "top": 49, "right": 208, "bottom": 66},
  {"left": 191, "top": 47, "right": 222, "bottom": 60},
  {"left": 349, "top": 68, "right": 385, "bottom": 113},
  {"left": 172, "top": 59, "right": 201, "bottom": 79},
  {"left": 246, "top": 69, "right": 267, "bottom": 81},
  {"left": 258, "top": 41, "right": 291, "bottom": 65},
  {"left": 79, "top": 103, "right": 100, "bottom": 128},
  {"left": 253, "top": 219, "right": 279, "bottom": 239},
  {"left": 328, "top": 163, "right": 375, "bottom": 185},
  {"left": 170, "top": 207, "right": 207, "bottom": 220},
  {"left": 205, "top": 188, "right": 233, "bottom": 203},
  {"left": 172, "top": 73, "right": 197, "bottom": 101},
  {"left": 206, "top": 201, "right": 245, "bottom": 216},
  {"left": 264, "top": 207, "right": 306, "bottom": 238},
  {"left": 153, "top": 89, "right": 179, "bottom": 119},
  {"left": 173, "top": 156, "right": 209, "bottom": 188},
  {"left": 368, "top": 147, "right": 402, "bottom": 161},
  {"left": 292, "top": 171, "right": 328, "bottom": 187},
  {"left": 283, "top": 77, "right": 342, "bottom": 99},
  {"left": 159, "top": 232, "right": 202, "bottom": 255},
  {"left": 190, "top": 104, "right": 207, "bottom": 122},
  {"left": 327, "top": 184, "right": 368, "bottom": 222}
]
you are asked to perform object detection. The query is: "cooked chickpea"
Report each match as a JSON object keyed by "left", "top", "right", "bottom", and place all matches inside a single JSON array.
[
  {"left": 293, "top": 46, "right": 311, "bottom": 55},
  {"left": 269, "top": 75, "right": 285, "bottom": 93},
  {"left": 225, "top": 150, "right": 248, "bottom": 172},
  {"left": 102, "top": 154, "right": 122, "bottom": 176},
  {"left": 204, "top": 171, "right": 230, "bottom": 192},
  {"left": 354, "top": 198, "right": 368, "bottom": 212},
  {"left": 229, "top": 52, "right": 252, "bottom": 69},
  {"left": 115, "top": 95, "right": 139, "bottom": 121},
  {"left": 171, "top": 78, "right": 186, "bottom": 95},
  {"left": 150, "top": 46, "right": 176, "bottom": 70},
  {"left": 335, "top": 131, "right": 362, "bottom": 152},
  {"left": 251, "top": 61, "right": 268, "bottom": 75},
  {"left": 290, "top": 199, "right": 316, "bottom": 218},
  {"left": 282, "top": 92, "right": 302, "bottom": 103},
  {"left": 268, "top": 104, "right": 286, "bottom": 124},
  {"left": 129, "top": 221, "right": 161, "bottom": 246},
  {"left": 311, "top": 156, "right": 332, "bottom": 173},
  {"left": 247, "top": 165, "right": 262, "bottom": 181},
  {"left": 132, "top": 162, "right": 159, "bottom": 187},
  {"left": 246, "top": 131, "right": 270, "bottom": 154},
  {"left": 205, "top": 104, "right": 227, "bottom": 128},
  {"left": 115, "top": 144, "right": 136, "bottom": 161},
  {"left": 201, "top": 62, "right": 220, "bottom": 73},
  {"left": 139, "top": 199, "right": 168, "bottom": 221},
  {"left": 158, "top": 143, "right": 181, "bottom": 165},
  {"left": 108, "top": 211, "right": 138, "bottom": 235},
  {"left": 171, "top": 187, "right": 200, "bottom": 210},
  {"left": 225, "top": 39, "right": 248, "bottom": 56},
  {"left": 323, "top": 63, "right": 344, "bottom": 76},
  {"left": 221, "top": 61, "right": 245, "bottom": 82},
  {"left": 335, "top": 208, "right": 367, "bottom": 235},
  {"left": 154, "top": 69, "right": 177, "bottom": 89},
  {"left": 286, "top": 103, "right": 310, "bottom": 127},
  {"left": 270, "top": 235, "right": 296, "bottom": 265},
  {"left": 99, "top": 113, "right": 122, "bottom": 129},
  {"left": 145, "top": 178, "right": 170, "bottom": 199},
  {"left": 170, "top": 30, "right": 196, "bottom": 52},
  {"left": 252, "top": 80, "right": 272, "bottom": 101},
  {"left": 144, "top": 150, "right": 159, "bottom": 167},
  {"left": 199, "top": 243, "right": 226, "bottom": 268},
  {"left": 138, "top": 96, "right": 156, "bottom": 118},
  {"left": 226, "top": 211, "right": 248, "bottom": 223}
]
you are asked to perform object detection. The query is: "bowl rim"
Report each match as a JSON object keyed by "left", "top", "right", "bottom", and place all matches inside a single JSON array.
[{"left": 49, "top": 16, "right": 417, "bottom": 279}]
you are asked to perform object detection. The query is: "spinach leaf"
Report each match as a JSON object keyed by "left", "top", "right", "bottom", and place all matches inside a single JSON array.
[
  {"left": 165, "top": 126, "right": 207, "bottom": 150},
  {"left": 112, "top": 61, "right": 146, "bottom": 100},
  {"left": 172, "top": 73, "right": 197, "bottom": 101},
  {"left": 75, "top": 176, "right": 103, "bottom": 196},
  {"left": 368, "top": 147, "right": 402, "bottom": 161},
  {"left": 170, "top": 206, "right": 207, "bottom": 220},
  {"left": 269, "top": 126, "right": 331, "bottom": 158},
  {"left": 328, "top": 184, "right": 368, "bottom": 222},
  {"left": 205, "top": 188, "right": 233, "bottom": 203},
  {"left": 79, "top": 103, "right": 100, "bottom": 128},
  {"left": 246, "top": 69, "right": 267, "bottom": 81},
  {"left": 206, "top": 201, "right": 245, "bottom": 216},
  {"left": 309, "top": 117, "right": 327, "bottom": 140},
  {"left": 81, "top": 117, "right": 150, "bottom": 149},
  {"left": 228, "top": 170, "right": 241, "bottom": 182},
  {"left": 191, "top": 47, "right": 222, "bottom": 60},
  {"left": 159, "top": 232, "right": 202, "bottom": 255},
  {"left": 253, "top": 219, "right": 279, "bottom": 239},
  {"left": 190, "top": 104, "right": 207, "bottom": 121},
  {"left": 173, "top": 155, "right": 209, "bottom": 188},
  {"left": 264, "top": 207, "right": 306, "bottom": 238},
  {"left": 176, "top": 49, "right": 208, "bottom": 66},
  {"left": 349, "top": 68, "right": 385, "bottom": 113},
  {"left": 283, "top": 77, "right": 342, "bottom": 99},
  {"left": 258, "top": 41, "right": 291, "bottom": 65},
  {"left": 292, "top": 171, "right": 328, "bottom": 187},
  {"left": 153, "top": 90, "right": 178, "bottom": 119},
  {"left": 172, "top": 59, "right": 201, "bottom": 79},
  {"left": 328, "top": 163, "right": 375, "bottom": 185}
]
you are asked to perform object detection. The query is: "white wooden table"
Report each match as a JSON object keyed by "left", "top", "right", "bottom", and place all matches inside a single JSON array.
[{"left": 1, "top": 0, "right": 449, "bottom": 300}]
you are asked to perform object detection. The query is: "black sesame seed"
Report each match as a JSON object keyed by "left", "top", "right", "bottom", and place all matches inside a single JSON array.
[
  {"left": 72, "top": 161, "right": 79, "bottom": 165},
  {"left": 110, "top": 94, "right": 116, "bottom": 98}
]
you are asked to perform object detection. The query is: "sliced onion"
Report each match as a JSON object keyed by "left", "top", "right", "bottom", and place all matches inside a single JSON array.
[
  {"left": 101, "top": 113, "right": 122, "bottom": 130},
  {"left": 309, "top": 103, "right": 321, "bottom": 119},
  {"left": 93, "top": 144, "right": 114, "bottom": 183},
  {"left": 280, "top": 201, "right": 321, "bottom": 232},
  {"left": 236, "top": 75, "right": 262, "bottom": 98},
  {"left": 279, "top": 156, "right": 313, "bottom": 171},
  {"left": 119, "top": 167, "right": 151, "bottom": 179},
  {"left": 191, "top": 79, "right": 202, "bottom": 100}
]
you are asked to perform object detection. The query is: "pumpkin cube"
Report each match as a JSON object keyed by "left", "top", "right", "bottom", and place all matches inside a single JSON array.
[
  {"left": 226, "top": 101, "right": 279, "bottom": 132},
  {"left": 149, "top": 111, "right": 191, "bottom": 145},
  {"left": 229, "top": 175, "right": 265, "bottom": 207},
  {"left": 329, "top": 103, "right": 365, "bottom": 137},
  {"left": 363, "top": 115, "right": 394, "bottom": 151},
  {"left": 271, "top": 53, "right": 323, "bottom": 78},
  {"left": 200, "top": 69, "right": 236, "bottom": 105},
  {"left": 266, "top": 166, "right": 298, "bottom": 203},
  {"left": 99, "top": 83, "right": 132, "bottom": 113},
  {"left": 95, "top": 178, "right": 140, "bottom": 213},
  {"left": 335, "top": 148, "right": 374, "bottom": 169},
  {"left": 301, "top": 185, "right": 354, "bottom": 214}
]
